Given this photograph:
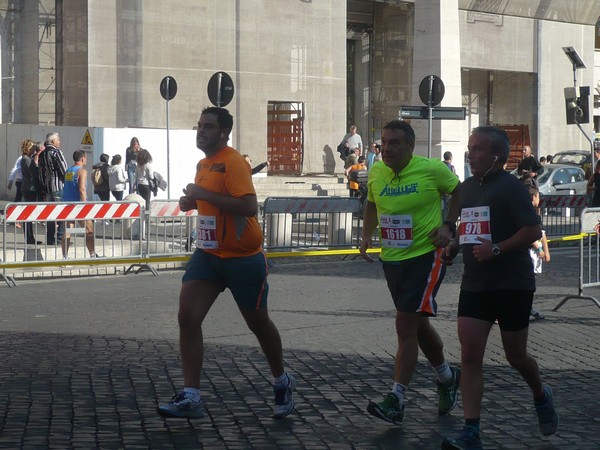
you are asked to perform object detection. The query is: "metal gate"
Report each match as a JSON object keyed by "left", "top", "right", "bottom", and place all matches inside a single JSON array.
[{"left": 267, "top": 102, "right": 303, "bottom": 175}]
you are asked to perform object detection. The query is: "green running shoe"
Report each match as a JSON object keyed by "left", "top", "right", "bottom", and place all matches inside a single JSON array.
[
  {"left": 367, "top": 392, "right": 405, "bottom": 424},
  {"left": 437, "top": 366, "right": 461, "bottom": 415}
]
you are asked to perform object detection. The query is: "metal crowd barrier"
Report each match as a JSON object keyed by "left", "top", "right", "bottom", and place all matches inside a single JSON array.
[
  {"left": 1, "top": 200, "right": 143, "bottom": 286},
  {"left": 539, "top": 194, "right": 588, "bottom": 237},
  {"left": 145, "top": 199, "right": 197, "bottom": 257},
  {"left": 262, "top": 197, "right": 363, "bottom": 251},
  {"left": 553, "top": 207, "right": 600, "bottom": 311}
]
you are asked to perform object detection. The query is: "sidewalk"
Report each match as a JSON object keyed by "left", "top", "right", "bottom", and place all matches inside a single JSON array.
[{"left": 0, "top": 254, "right": 598, "bottom": 449}]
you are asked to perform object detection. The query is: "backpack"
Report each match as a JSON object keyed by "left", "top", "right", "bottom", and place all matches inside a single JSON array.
[
  {"left": 92, "top": 167, "right": 104, "bottom": 187},
  {"left": 337, "top": 142, "right": 349, "bottom": 161}
]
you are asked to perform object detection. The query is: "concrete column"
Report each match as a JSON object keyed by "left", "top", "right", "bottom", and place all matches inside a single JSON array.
[
  {"left": 410, "top": 0, "right": 467, "bottom": 178},
  {"left": 16, "top": 1, "right": 41, "bottom": 123}
]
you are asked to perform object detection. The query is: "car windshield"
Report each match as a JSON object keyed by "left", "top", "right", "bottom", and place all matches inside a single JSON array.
[
  {"left": 554, "top": 153, "right": 587, "bottom": 165},
  {"left": 537, "top": 167, "right": 552, "bottom": 184}
]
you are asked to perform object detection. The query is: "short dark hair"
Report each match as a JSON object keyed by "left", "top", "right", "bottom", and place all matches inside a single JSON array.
[
  {"left": 358, "top": 156, "right": 365, "bottom": 163},
  {"left": 527, "top": 183, "right": 539, "bottom": 199},
  {"left": 111, "top": 154, "right": 122, "bottom": 165},
  {"left": 100, "top": 153, "right": 109, "bottom": 164},
  {"left": 73, "top": 149, "right": 85, "bottom": 162},
  {"left": 443, "top": 151, "right": 453, "bottom": 161},
  {"left": 202, "top": 107, "right": 233, "bottom": 131},
  {"left": 383, "top": 120, "right": 415, "bottom": 145},
  {"left": 471, "top": 126, "right": 510, "bottom": 163}
]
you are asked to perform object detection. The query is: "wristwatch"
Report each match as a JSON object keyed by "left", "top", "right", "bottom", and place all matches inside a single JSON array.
[{"left": 491, "top": 244, "right": 501, "bottom": 256}]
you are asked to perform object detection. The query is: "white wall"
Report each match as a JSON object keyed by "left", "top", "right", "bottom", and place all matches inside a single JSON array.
[{"left": 1, "top": 124, "right": 200, "bottom": 201}]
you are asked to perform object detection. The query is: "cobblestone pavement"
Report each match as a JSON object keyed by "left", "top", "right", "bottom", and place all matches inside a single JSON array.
[{"left": 1, "top": 248, "right": 599, "bottom": 449}]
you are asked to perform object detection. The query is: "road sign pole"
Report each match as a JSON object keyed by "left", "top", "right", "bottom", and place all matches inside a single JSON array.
[
  {"left": 427, "top": 75, "right": 434, "bottom": 158},
  {"left": 217, "top": 72, "right": 223, "bottom": 107},
  {"left": 165, "top": 77, "right": 171, "bottom": 199}
]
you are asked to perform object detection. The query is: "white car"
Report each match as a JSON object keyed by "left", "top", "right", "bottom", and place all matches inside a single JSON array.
[{"left": 511, "top": 163, "right": 587, "bottom": 196}]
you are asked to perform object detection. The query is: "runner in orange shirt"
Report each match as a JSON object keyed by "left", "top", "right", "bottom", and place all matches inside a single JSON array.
[{"left": 157, "top": 107, "right": 295, "bottom": 420}]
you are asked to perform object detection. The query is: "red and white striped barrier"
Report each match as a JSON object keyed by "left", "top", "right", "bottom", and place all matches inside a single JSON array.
[
  {"left": 539, "top": 195, "right": 588, "bottom": 209},
  {"left": 4, "top": 202, "right": 141, "bottom": 222},
  {"left": 150, "top": 200, "right": 196, "bottom": 217}
]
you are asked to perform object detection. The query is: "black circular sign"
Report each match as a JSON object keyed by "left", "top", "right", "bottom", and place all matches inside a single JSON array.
[
  {"left": 419, "top": 75, "right": 445, "bottom": 107},
  {"left": 160, "top": 76, "right": 178, "bottom": 100},
  {"left": 207, "top": 71, "right": 234, "bottom": 107}
]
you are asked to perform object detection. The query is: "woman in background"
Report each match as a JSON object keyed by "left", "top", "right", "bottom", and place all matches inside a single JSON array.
[{"left": 136, "top": 149, "right": 154, "bottom": 209}]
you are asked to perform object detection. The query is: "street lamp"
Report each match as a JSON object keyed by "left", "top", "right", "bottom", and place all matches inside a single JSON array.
[{"left": 562, "top": 46, "right": 594, "bottom": 167}]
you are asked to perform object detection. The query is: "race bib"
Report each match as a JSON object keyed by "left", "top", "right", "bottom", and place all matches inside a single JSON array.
[
  {"left": 380, "top": 214, "right": 413, "bottom": 248},
  {"left": 196, "top": 215, "right": 218, "bottom": 249},
  {"left": 458, "top": 206, "right": 491, "bottom": 245}
]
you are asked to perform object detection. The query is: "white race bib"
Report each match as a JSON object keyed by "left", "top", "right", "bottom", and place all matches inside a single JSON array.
[
  {"left": 458, "top": 206, "right": 492, "bottom": 245},
  {"left": 380, "top": 214, "right": 413, "bottom": 248},
  {"left": 196, "top": 215, "right": 218, "bottom": 249}
]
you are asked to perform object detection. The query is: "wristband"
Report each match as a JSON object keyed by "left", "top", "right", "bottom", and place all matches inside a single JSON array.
[
  {"left": 442, "top": 220, "right": 457, "bottom": 238},
  {"left": 536, "top": 247, "right": 543, "bottom": 253}
]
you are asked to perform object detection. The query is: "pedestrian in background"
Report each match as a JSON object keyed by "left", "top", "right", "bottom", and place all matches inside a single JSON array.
[
  {"left": 38, "top": 132, "right": 67, "bottom": 245},
  {"left": 7, "top": 139, "right": 26, "bottom": 205},
  {"left": 108, "top": 154, "right": 127, "bottom": 201},
  {"left": 125, "top": 137, "right": 142, "bottom": 194},
  {"left": 136, "top": 149, "right": 155, "bottom": 209},
  {"left": 92, "top": 153, "right": 110, "bottom": 201}
]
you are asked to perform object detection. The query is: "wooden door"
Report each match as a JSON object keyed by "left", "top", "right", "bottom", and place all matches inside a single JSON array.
[{"left": 267, "top": 102, "right": 303, "bottom": 175}]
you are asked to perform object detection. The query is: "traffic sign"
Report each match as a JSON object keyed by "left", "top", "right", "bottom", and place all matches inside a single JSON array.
[
  {"left": 207, "top": 71, "right": 234, "bottom": 107},
  {"left": 160, "top": 76, "right": 178, "bottom": 100},
  {"left": 400, "top": 106, "right": 466, "bottom": 120},
  {"left": 419, "top": 75, "right": 444, "bottom": 107}
]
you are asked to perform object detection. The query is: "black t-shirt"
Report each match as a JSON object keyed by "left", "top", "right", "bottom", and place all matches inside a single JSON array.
[
  {"left": 517, "top": 156, "right": 541, "bottom": 175},
  {"left": 459, "top": 170, "right": 540, "bottom": 292}
]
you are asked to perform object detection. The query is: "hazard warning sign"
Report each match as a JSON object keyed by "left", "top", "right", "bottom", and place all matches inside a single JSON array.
[{"left": 81, "top": 129, "right": 93, "bottom": 145}]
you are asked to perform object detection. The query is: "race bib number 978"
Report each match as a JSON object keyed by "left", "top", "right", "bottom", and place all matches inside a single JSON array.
[{"left": 458, "top": 206, "right": 491, "bottom": 245}]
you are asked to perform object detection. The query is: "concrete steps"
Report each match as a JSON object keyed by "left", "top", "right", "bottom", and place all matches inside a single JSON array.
[{"left": 252, "top": 174, "right": 349, "bottom": 202}]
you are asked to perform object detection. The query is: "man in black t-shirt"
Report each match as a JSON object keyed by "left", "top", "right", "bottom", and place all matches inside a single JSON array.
[
  {"left": 517, "top": 145, "right": 542, "bottom": 176},
  {"left": 440, "top": 127, "right": 558, "bottom": 450}
]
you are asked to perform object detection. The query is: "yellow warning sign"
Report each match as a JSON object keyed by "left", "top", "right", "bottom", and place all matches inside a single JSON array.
[{"left": 81, "top": 129, "right": 93, "bottom": 145}]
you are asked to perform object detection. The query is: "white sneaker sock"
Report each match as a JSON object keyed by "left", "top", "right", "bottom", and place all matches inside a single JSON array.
[
  {"left": 183, "top": 387, "right": 201, "bottom": 402},
  {"left": 273, "top": 372, "right": 289, "bottom": 388},
  {"left": 391, "top": 382, "right": 407, "bottom": 404},
  {"left": 433, "top": 361, "right": 453, "bottom": 384}
]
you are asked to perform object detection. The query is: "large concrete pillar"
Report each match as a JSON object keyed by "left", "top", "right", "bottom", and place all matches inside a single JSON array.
[{"left": 410, "top": 0, "right": 467, "bottom": 178}]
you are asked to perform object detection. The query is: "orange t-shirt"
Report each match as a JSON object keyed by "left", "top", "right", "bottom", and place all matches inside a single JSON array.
[
  {"left": 348, "top": 163, "right": 366, "bottom": 190},
  {"left": 194, "top": 146, "right": 263, "bottom": 258}
]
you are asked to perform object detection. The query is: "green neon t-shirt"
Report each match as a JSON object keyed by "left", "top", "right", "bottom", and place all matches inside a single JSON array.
[{"left": 367, "top": 156, "right": 459, "bottom": 261}]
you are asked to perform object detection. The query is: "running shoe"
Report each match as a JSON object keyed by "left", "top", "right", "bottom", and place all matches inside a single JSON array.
[
  {"left": 437, "top": 366, "right": 461, "bottom": 415},
  {"left": 367, "top": 392, "right": 405, "bottom": 424},
  {"left": 441, "top": 425, "right": 483, "bottom": 450},
  {"left": 157, "top": 392, "right": 206, "bottom": 418},
  {"left": 273, "top": 374, "right": 296, "bottom": 418},
  {"left": 535, "top": 385, "right": 559, "bottom": 436}
]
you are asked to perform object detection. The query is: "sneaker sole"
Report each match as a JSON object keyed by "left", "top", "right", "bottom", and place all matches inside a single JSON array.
[
  {"left": 273, "top": 376, "right": 296, "bottom": 418},
  {"left": 366, "top": 402, "right": 403, "bottom": 425},
  {"left": 156, "top": 406, "right": 205, "bottom": 419}
]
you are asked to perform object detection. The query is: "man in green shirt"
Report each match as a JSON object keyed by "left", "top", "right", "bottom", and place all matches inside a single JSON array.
[{"left": 360, "top": 119, "right": 462, "bottom": 424}]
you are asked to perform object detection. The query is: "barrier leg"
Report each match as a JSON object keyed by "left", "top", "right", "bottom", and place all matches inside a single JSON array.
[
  {"left": 124, "top": 263, "right": 159, "bottom": 276},
  {"left": 0, "top": 273, "right": 17, "bottom": 288},
  {"left": 553, "top": 294, "right": 600, "bottom": 311}
]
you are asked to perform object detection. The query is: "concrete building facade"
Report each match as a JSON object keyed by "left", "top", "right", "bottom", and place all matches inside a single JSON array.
[{"left": 1, "top": 0, "right": 600, "bottom": 189}]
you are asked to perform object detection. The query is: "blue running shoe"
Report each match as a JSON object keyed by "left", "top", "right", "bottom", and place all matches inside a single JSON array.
[
  {"left": 157, "top": 392, "right": 206, "bottom": 418},
  {"left": 437, "top": 366, "right": 461, "bottom": 415},
  {"left": 273, "top": 374, "right": 296, "bottom": 418},
  {"left": 441, "top": 425, "right": 483, "bottom": 450},
  {"left": 535, "top": 385, "right": 559, "bottom": 436}
]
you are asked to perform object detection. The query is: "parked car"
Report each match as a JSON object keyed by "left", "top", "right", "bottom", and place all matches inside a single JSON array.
[
  {"left": 551, "top": 150, "right": 592, "bottom": 177},
  {"left": 511, "top": 163, "right": 587, "bottom": 196}
]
